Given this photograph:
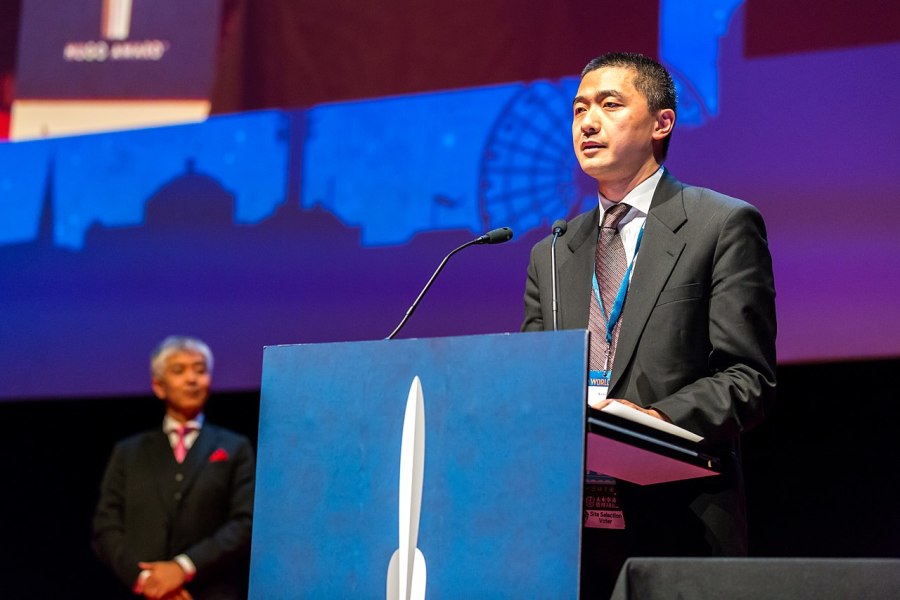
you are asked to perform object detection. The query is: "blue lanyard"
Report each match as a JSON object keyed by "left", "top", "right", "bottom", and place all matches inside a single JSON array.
[{"left": 591, "top": 223, "right": 645, "bottom": 346}]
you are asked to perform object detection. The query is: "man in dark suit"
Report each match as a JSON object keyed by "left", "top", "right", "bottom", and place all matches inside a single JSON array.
[
  {"left": 522, "top": 52, "right": 776, "bottom": 597},
  {"left": 93, "top": 336, "right": 255, "bottom": 600}
]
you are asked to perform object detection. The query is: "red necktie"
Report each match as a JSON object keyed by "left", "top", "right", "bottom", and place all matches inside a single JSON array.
[{"left": 173, "top": 424, "right": 194, "bottom": 463}]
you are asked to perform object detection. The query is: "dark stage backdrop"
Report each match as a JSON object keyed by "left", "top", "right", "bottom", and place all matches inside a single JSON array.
[
  {"left": 2, "top": 0, "right": 899, "bottom": 400},
  {"left": 1, "top": 2, "right": 898, "bottom": 596},
  {"left": 0, "top": 360, "right": 897, "bottom": 597}
]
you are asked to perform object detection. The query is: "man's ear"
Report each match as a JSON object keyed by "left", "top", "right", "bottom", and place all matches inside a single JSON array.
[
  {"left": 151, "top": 378, "right": 166, "bottom": 400},
  {"left": 652, "top": 108, "right": 675, "bottom": 141}
]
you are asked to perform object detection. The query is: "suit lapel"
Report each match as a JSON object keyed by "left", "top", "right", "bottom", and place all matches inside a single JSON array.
[
  {"left": 180, "top": 425, "right": 217, "bottom": 496},
  {"left": 610, "top": 172, "right": 687, "bottom": 393},
  {"left": 148, "top": 430, "right": 178, "bottom": 513},
  {"left": 559, "top": 207, "right": 600, "bottom": 329}
]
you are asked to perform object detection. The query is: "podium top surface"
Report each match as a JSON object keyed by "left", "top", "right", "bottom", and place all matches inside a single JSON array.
[{"left": 587, "top": 408, "right": 721, "bottom": 485}]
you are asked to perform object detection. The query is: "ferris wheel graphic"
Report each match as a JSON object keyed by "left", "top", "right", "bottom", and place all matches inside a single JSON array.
[{"left": 478, "top": 80, "right": 596, "bottom": 235}]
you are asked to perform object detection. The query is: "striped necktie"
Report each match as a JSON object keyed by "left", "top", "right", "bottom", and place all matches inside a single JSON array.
[{"left": 588, "top": 202, "right": 631, "bottom": 372}]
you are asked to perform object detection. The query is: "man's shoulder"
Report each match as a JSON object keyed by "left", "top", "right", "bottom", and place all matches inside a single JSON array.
[
  {"left": 108, "top": 428, "right": 165, "bottom": 464},
  {"left": 678, "top": 180, "right": 758, "bottom": 215},
  {"left": 202, "top": 422, "right": 253, "bottom": 448},
  {"left": 116, "top": 428, "right": 162, "bottom": 448},
  {"left": 116, "top": 422, "right": 250, "bottom": 445},
  {"left": 530, "top": 206, "right": 597, "bottom": 251},
  {"left": 569, "top": 207, "right": 599, "bottom": 228}
]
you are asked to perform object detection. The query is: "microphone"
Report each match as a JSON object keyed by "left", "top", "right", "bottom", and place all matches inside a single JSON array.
[
  {"left": 474, "top": 227, "right": 514, "bottom": 245},
  {"left": 550, "top": 219, "right": 568, "bottom": 331},
  {"left": 552, "top": 220, "right": 568, "bottom": 236},
  {"left": 386, "top": 227, "right": 515, "bottom": 340}
]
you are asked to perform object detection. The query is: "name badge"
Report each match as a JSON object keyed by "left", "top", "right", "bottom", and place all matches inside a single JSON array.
[
  {"left": 584, "top": 472, "right": 626, "bottom": 529},
  {"left": 587, "top": 369, "right": 610, "bottom": 408}
]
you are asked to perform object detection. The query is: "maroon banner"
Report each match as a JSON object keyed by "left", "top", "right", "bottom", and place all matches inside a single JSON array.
[{"left": 16, "top": 0, "right": 222, "bottom": 100}]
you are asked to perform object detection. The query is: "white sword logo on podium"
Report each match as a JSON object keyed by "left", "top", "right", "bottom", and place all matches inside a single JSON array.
[{"left": 386, "top": 376, "right": 428, "bottom": 600}]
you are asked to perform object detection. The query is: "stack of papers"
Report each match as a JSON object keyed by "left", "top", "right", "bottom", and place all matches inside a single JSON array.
[{"left": 601, "top": 401, "right": 703, "bottom": 443}]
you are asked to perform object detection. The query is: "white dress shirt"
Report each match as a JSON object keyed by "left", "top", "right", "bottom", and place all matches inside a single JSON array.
[{"left": 597, "top": 166, "right": 664, "bottom": 268}]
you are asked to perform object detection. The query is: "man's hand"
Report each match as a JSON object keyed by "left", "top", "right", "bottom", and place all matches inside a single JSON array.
[
  {"left": 591, "top": 398, "right": 671, "bottom": 422},
  {"left": 136, "top": 561, "right": 187, "bottom": 600}
]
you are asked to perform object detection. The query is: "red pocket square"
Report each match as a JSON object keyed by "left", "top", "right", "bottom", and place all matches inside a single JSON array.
[{"left": 209, "top": 448, "right": 230, "bottom": 462}]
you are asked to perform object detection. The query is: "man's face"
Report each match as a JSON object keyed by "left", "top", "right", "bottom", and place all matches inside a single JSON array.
[
  {"left": 572, "top": 66, "right": 664, "bottom": 187},
  {"left": 152, "top": 350, "right": 211, "bottom": 420}
]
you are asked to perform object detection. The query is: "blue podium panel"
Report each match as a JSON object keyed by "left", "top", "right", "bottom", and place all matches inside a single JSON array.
[{"left": 251, "top": 331, "right": 588, "bottom": 599}]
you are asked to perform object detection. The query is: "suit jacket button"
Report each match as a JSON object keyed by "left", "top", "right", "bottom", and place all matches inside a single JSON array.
[
  {"left": 174, "top": 492, "right": 182, "bottom": 501},
  {"left": 175, "top": 473, "right": 184, "bottom": 482}
]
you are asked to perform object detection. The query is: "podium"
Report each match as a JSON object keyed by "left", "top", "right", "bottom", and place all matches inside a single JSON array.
[
  {"left": 586, "top": 409, "right": 720, "bottom": 485},
  {"left": 249, "top": 331, "right": 720, "bottom": 598}
]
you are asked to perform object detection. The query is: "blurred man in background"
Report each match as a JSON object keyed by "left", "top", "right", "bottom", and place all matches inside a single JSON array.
[{"left": 93, "top": 336, "right": 255, "bottom": 600}]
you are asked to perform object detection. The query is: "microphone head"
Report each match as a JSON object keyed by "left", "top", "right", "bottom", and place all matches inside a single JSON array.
[
  {"left": 476, "top": 227, "right": 514, "bottom": 244},
  {"left": 552, "top": 219, "right": 568, "bottom": 236}
]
